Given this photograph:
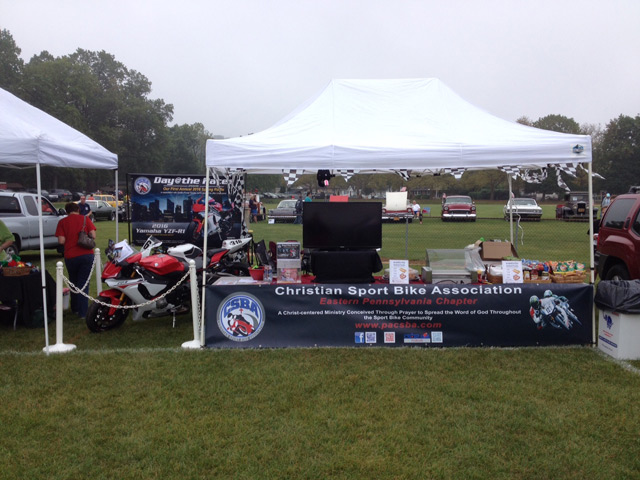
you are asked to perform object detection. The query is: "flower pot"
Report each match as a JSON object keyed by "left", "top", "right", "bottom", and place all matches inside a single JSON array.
[{"left": 249, "top": 267, "right": 264, "bottom": 281}]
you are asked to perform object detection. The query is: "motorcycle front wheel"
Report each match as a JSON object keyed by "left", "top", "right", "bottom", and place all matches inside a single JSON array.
[{"left": 86, "top": 295, "right": 130, "bottom": 332}]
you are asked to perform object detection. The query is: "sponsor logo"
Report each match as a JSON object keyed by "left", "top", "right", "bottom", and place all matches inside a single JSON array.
[
  {"left": 134, "top": 176, "right": 152, "bottom": 195},
  {"left": 605, "top": 313, "right": 613, "bottom": 330},
  {"left": 404, "top": 332, "right": 431, "bottom": 344},
  {"left": 365, "top": 332, "right": 377, "bottom": 344},
  {"left": 384, "top": 332, "right": 396, "bottom": 344},
  {"left": 431, "top": 331, "right": 443, "bottom": 343},
  {"left": 217, "top": 293, "right": 265, "bottom": 342},
  {"left": 355, "top": 332, "right": 365, "bottom": 344},
  {"left": 573, "top": 144, "right": 584, "bottom": 154}
]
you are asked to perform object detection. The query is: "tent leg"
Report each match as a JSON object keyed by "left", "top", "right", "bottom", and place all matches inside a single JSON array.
[
  {"left": 199, "top": 167, "right": 211, "bottom": 347},
  {"left": 115, "top": 169, "right": 119, "bottom": 242},
  {"left": 508, "top": 175, "right": 514, "bottom": 245},
  {"left": 588, "top": 162, "right": 596, "bottom": 346},
  {"left": 35, "top": 163, "right": 51, "bottom": 353}
]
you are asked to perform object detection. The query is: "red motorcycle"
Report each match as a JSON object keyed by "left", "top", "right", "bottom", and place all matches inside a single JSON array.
[{"left": 86, "top": 236, "right": 252, "bottom": 332}]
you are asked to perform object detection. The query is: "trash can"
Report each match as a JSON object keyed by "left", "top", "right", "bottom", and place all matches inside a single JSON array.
[{"left": 595, "top": 280, "right": 640, "bottom": 359}]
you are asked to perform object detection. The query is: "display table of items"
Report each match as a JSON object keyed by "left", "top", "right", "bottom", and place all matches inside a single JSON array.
[
  {"left": 205, "top": 243, "right": 593, "bottom": 349},
  {"left": 0, "top": 267, "right": 56, "bottom": 328},
  {"left": 208, "top": 200, "right": 592, "bottom": 348}
]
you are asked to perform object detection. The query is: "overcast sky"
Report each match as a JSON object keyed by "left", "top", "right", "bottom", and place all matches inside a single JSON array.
[{"left": 3, "top": 0, "right": 640, "bottom": 138}]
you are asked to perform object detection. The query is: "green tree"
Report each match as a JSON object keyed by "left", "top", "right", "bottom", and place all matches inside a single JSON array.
[
  {"left": 533, "top": 114, "right": 581, "bottom": 134},
  {"left": 463, "top": 170, "right": 507, "bottom": 200},
  {"left": 18, "top": 48, "right": 174, "bottom": 189},
  {"left": 0, "top": 29, "right": 23, "bottom": 93},
  {"left": 245, "top": 174, "right": 285, "bottom": 193},
  {"left": 165, "top": 123, "right": 209, "bottom": 174},
  {"left": 596, "top": 115, "right": 640, "bottom": 194}
]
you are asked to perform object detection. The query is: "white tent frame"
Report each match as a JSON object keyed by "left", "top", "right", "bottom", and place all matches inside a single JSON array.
[
  {"left": 202, "top": 79, "right": 597, "bottom": 345},
  {"left": 0, "top": 88, "right": 118, "bottom": 352}
]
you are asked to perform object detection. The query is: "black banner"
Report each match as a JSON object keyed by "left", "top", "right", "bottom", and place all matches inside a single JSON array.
[
  {"left": 205, "top": 283, "right": 594, "bottom": 348},
  {"left": 128, "top": 173, "right": 242, "bottom": 246}
]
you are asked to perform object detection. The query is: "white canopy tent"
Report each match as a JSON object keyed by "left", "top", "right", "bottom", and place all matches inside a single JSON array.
[
  {"left": 203, "top": 78, "right": 596, "bottom": 344},
  {"left": 206, "top": 78, "right": 592, "bottom": 174},
  {"left": 0, "top": 87, "right": 118, "bottom": 351}
]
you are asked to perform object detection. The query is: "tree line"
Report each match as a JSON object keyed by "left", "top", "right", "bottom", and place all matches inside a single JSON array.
[{"left": 1, "top": 29, "right": 638, "bottom": 198}]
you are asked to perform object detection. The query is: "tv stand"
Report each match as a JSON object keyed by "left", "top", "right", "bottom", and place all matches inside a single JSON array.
[{"left": 310, "top": 249, "right": 383, "bottom": 284}]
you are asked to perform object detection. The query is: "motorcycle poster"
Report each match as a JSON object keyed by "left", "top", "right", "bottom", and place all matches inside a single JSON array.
[{"left": 128, "top": 173, "right": 245, "bottom": 247}]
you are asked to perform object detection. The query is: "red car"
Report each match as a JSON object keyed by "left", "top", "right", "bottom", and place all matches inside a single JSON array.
[
  {"left": 441, "top": 195, "right": 476, "bottom": 222},
  {"left": 596, "top": 192, "right": 640, "bottom": 280}
]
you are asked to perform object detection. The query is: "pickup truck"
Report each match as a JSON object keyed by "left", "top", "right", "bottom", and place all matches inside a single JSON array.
[{"left": 0, "top": 192, "right": 67, "bottom": 256}]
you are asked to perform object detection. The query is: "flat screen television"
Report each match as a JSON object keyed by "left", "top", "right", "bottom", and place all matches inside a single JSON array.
[{"left": 303, "top": 202, "right": 382, "bottom": 250}]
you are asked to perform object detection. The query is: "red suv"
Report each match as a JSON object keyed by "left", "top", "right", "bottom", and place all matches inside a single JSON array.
[{"left": 596, "top": 192, "right": 640, "bottom": 280}]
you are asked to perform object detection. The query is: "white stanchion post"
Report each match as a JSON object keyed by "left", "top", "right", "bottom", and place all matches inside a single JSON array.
[
  {"left": 182, "top": 259, "right": 202, "bottom": 349},
  {"left": 43, "top": 262, "right": 76, "bottom": 354},
  {"left": 94, "top": 247, "right": 102, "bottom": 295}
]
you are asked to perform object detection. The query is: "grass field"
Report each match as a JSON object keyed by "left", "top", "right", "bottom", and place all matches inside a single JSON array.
[{"left": 2, "top": 207, "right": 639, "bottom": 479}]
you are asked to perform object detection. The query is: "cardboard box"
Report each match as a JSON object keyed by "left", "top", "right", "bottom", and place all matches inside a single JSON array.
[{"left": 478, "top": 241, "right": 518, "bottom": 261}]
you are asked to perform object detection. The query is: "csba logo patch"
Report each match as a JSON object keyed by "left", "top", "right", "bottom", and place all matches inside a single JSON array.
[
  {"left": 134, "top": 176, "right": 152, "bottom": 195},
  {"left": 217, "top": 293, "right": 265, "bottom": 341}
]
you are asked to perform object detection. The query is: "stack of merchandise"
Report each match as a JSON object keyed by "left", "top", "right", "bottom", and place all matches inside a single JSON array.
[{"left": 520, "top": 259, "right": 551, "bottom": 283}]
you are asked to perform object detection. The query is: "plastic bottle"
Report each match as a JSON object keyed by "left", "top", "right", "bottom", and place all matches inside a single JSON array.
[{"left": 264, "top": 265, "right": 272, "bottom": 282}]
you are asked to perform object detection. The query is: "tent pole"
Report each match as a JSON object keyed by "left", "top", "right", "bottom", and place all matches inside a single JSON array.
[
  {"left": 588, "top": 161, "right": 596, "bottom": 346},
  {"left": 115, "top": 169, "right": 119, "bottom": 242},
  {"left": 507, "top": 174, "right": 514, "bottom": 245},
  {"left": 199, "top": 167, "right": 211, "bottom": 347},
  {"left": 36, "top": 163, "right": 50, "bottom": 352}
]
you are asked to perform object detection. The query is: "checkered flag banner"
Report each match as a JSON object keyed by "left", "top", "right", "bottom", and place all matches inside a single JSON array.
[
  {"left": 578, "top": 163, "right": 605, "bottom": 180},
  {"left": 551, "top": 163, "right": 578, "bottom": 178},
  {"left": 556, "top": 172, "right": 570, "bottom": 191},
  {"left": 336, "top": 169, "right": 358, "bottom": 182},
  {"left": 208, "top": 168, "right": 221, "bottom": 186},
  {"left": 497, "top": 165, "right": 521, "bottom": 179},
  {"left": 282, "top": 169, "right": 304, "bottom": 186},
  {"left": 392, "top": 169, "right": 411, "bottom": 181},
  {"left": 443, "top": 167, "right": 466, "bottom": 179},
  {"left": 520, "top": 168, "right": 548, "bottom": 184}
]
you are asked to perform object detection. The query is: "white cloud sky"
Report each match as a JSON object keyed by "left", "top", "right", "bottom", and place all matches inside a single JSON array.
[{"left": 3, "top": 0, "right": 640, "bottom": 137}]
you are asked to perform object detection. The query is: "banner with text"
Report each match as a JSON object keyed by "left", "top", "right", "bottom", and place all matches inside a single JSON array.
[
  {"left": 128, "top": 173, "right": 243, "bottom": 247},
  {"left": 205, "top": 283, "right": 593, "bottom": 348}
]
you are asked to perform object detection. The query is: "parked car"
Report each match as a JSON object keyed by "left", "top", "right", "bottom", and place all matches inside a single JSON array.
[
  {"left": 441, "top": 195, "right": 476, "bottom": 222},
  {"left": 88, "top": 193, "right": 122, "bottom": 209},
  {"left": 0, "top": 192, "right": 66, "bottom": 256},
  {"left": 268, "top": 199, "right": 298, "bottom": 223},
  {"left": 595, "top": 192, "right": 640, "bottom": 280},
  {"left": 26, "top": 188, "right": 52, "bottom": 201},
  {"left": 382, "top": 201, "right": 413, "bottom": 222},
  {"left": 503, "top": 198, "right": 542, "bottom": 221},
  {"left": 382, "top": 192, "right": 413, "bottom": 222},
  {"left": 84, "top": 199, "right": 117, "bottom": 221},
  {"left": 50, "top": 189, "right": 73, "bottom": 202},
  {"left": 555, "top": 191, "right": 598, "bottom": 221}
]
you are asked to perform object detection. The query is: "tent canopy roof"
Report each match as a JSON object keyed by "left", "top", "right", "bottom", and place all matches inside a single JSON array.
[
  {"left": 0, "top": 87, "right": 118, "bottom": 169},
  {"left": 206, "top": 78, "right": 591, "bottom": 175}
]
